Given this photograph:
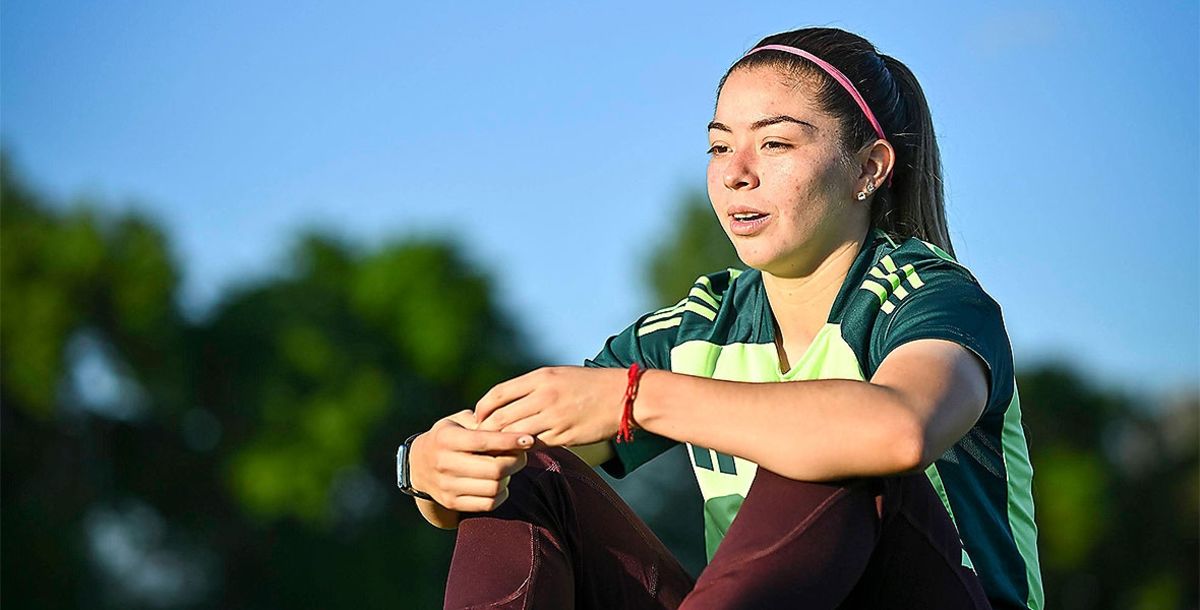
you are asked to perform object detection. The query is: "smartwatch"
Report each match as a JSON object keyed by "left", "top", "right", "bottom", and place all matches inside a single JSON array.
[{"left": 396, "top": 432, "right": 434, "bottom": 500}]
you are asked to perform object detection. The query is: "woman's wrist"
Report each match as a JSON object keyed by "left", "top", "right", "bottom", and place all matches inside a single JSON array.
[
  {"left": 615, "top": 363, "right": 646, "bottom": 443},
  {"left": 632, "top": 368, "right": 680, "bottom": 436},
  {"left": 407, "top": 432, "right": 431, "bottom": 493},
  {"left": 408, "top": 432, "right": 461, "bottom": 528}
]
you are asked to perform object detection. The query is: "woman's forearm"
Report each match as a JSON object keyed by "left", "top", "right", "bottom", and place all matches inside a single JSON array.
[{"left": 634, "top": 369, "right": 926, "bottom": 481}]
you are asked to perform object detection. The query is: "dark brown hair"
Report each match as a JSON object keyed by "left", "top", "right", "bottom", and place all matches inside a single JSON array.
[{"left": 720, "top": 27, "right": 953, "bottom": 256}]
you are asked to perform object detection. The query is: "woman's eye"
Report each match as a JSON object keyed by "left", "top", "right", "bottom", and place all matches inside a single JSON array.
[{"left": 707, "top": 144, "right": 730, "bottom": 155}]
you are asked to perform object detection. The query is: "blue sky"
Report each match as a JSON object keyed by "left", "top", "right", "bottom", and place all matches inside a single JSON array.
[{"left": 4, "top": 1, "right": 1197, "bottom": 398}]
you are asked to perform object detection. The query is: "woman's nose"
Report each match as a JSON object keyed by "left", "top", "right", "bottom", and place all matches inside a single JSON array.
[{"left": 722, "top": 150, "right": 759, "bottom": 191}]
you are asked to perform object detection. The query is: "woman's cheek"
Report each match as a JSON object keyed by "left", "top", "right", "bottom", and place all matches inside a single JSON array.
[{"left": 706, "top": 163, "right": 724, "bottom": 197}]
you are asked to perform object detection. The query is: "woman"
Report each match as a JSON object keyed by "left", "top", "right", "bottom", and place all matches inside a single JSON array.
[{"left": 398, "top": 27, "right": 1043, "bottom": 609}]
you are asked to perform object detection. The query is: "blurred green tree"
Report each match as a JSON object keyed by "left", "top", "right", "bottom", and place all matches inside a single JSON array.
[
  {"left": 1018, "top": 366, "right": 1198, "bottom": 610},
  {"left": 645, "top": 190, "right": 742, "bottom": 306},
  {"left": 1, "top": 153, "right": 539, "bottom": 609}
]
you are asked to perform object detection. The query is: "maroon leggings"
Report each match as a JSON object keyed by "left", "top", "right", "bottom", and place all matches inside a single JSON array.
[{"left": 443, "top": 447, "right": 991, "bottom": 609}]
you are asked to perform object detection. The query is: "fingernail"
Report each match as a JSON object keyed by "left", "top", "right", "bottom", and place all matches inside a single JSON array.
[{"left": 519, "top": 436, "right": 532, "bottom": 446}]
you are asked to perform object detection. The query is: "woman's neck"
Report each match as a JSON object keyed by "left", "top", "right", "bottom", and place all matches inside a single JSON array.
[{"left": 761, "top": 234, "right": 867, "bottom": 370}]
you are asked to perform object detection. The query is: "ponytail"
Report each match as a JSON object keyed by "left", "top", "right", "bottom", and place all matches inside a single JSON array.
[{"left": 874, "top": 54, "right": 953, "bottom": 257}]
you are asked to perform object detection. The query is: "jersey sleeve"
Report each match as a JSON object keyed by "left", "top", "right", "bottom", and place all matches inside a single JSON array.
[
  {"left": 583, "top": 313, "right": 681, "bottom": 478},
  {"left": 869, "top": 263, "right": 1016, "bottom": 419}
]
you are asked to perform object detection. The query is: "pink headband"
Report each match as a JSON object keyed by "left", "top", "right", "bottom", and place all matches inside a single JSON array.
[
  {"left": 745, "top": 44, "right": 886, "bottom": 141},
  {"left": 744, "top": 44, "right": 892, "bottom": 185}
]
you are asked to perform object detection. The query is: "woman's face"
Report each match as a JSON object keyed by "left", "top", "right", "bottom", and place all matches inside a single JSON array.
[{"left": 706, "top": 66, "right": 868, "bottom": 278}]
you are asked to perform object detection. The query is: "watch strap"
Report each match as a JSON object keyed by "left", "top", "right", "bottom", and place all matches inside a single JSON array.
[{"left": 397, "top": 432, "right": 434, "bottom": 501}]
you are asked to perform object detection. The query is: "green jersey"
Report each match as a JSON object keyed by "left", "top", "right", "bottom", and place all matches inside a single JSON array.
[{"left": 585, "top": 228, "right": 1044, "bottom": 610}]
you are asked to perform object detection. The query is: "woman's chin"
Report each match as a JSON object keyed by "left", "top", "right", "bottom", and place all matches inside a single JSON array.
[
  {"left": 735, "top": 248, "right": 814, "bottom": 278},
  {"left": 732, "top": 248, "right": 778, "bottom": 273}
]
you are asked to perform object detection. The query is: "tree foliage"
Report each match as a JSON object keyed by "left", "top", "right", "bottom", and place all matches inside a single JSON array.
[
  {"left": 1, "top": 154, "right": 537, "bottom": 608},
  {"left": 646, "top": 190, "right": 742, "bottom": 307}
]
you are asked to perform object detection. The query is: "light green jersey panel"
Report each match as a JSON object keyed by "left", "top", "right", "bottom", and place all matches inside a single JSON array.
[
  {"left": 926, "top": 463, "right": 977, "bottom": 570},
  {"left": 1001, "top": 388, "right": 1045, "bottom": 609},
  {"left": 670, "top": 325, "right": 865, "bottom": 382},
  {"left": 702, "top": 494, "right": 745, "bottom": 562}
]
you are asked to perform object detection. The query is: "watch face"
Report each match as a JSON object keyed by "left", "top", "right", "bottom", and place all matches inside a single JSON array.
[{"left": 396, "top": 444, "right": 407, "bottom": 489}]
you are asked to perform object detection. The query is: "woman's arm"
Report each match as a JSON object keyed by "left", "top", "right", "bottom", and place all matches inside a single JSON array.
[
  {"left": 475, "top": 337, "right": 988, "bottom": 481},
  {"left": 634, "top": 338, "right": 988, "bottom": 480}
]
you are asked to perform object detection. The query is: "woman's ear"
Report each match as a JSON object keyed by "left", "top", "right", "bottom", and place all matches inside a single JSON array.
[{"left": 856, "top": 139, "right": 895, "bottom": 190}]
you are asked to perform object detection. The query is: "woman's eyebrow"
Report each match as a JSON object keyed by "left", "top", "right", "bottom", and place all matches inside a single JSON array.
[
  {"left": 751, "top": 115, "right": 815, "bottom": 131},
  {"left": 707, "top": 115, "right": 816, "bottom": 132}
]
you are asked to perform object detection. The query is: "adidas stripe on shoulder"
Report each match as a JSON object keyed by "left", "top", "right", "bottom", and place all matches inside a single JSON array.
[{"left": 637, "top": 268, "right": 741, "bottom": 337}]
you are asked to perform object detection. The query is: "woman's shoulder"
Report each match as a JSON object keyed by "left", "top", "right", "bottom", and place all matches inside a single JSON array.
[
  {"left": 629, "top": 267, "right": 760, "bottom": 347},
  {"left": 660, "top": 267, "right": 757, "bottom": 315},
  {"left": 864, "top": 231, "right": 999, "bottom": 309},
  {"left": 859, "top": 232, "right": 1017, "bottom": 415},
  {"left": 876, "top": 231, "right": 977, "bottom": 277},
  {"left": 695, "top": 267, "right": 753, "bottom": 299}
]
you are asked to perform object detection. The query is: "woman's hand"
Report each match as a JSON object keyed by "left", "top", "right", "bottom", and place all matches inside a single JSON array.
[
  {"left": 409, "top": 410, "right": 534, "bottom": 525},
  {"left": 474, "top": 366, "right": 628, "bottom": 447}
]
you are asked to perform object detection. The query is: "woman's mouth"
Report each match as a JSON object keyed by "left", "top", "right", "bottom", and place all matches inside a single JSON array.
[{"left": 730, "top": 212, "right": 772, "bottom": 236}]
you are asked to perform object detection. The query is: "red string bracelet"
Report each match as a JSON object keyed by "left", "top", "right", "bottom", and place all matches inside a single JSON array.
[{"left": 617, "top": 363, "right": 645, "bottom": 443}]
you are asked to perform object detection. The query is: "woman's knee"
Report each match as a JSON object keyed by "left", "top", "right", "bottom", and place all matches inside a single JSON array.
[{"left": 684, "top": 473, "right": 883, "bottom": 608}]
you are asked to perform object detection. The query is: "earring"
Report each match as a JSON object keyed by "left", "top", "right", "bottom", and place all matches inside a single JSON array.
[{"left": 856, "top": 180, "right": 876, "bottom": 201}]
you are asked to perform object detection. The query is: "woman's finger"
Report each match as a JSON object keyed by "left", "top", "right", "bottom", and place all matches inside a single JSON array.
[
  {"left": 444, "top": 409, "right": 478, "bottom": 430},
  {"left": 438, "top": 423, "right": 533, "bottom": 454},
  {"left": 450, "top": 488, "right": 511, "bottom": 513},
  {"left": 435, "top": 450, "right": 524, "bottom": 480},
  {"left": 443, "top": 476, "right": 507, "bottom": 499},
  {"left": 476, "top": 392, "right": 542, "bottom": 432},
  {"left": 498, "top": 412, "right": 553, "bottom": 438},
  {"left": 474, "top": 369, "right": 540, "bottom": 423}
]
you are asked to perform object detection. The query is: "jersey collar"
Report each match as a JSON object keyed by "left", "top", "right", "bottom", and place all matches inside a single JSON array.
[{"left": 749, "top": 227, "right": 890, "bottom": 345}]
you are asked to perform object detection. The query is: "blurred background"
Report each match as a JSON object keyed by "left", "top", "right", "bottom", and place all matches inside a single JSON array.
[{"left": 2, "top": 2, "right": 1197, "bottom": 609}]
